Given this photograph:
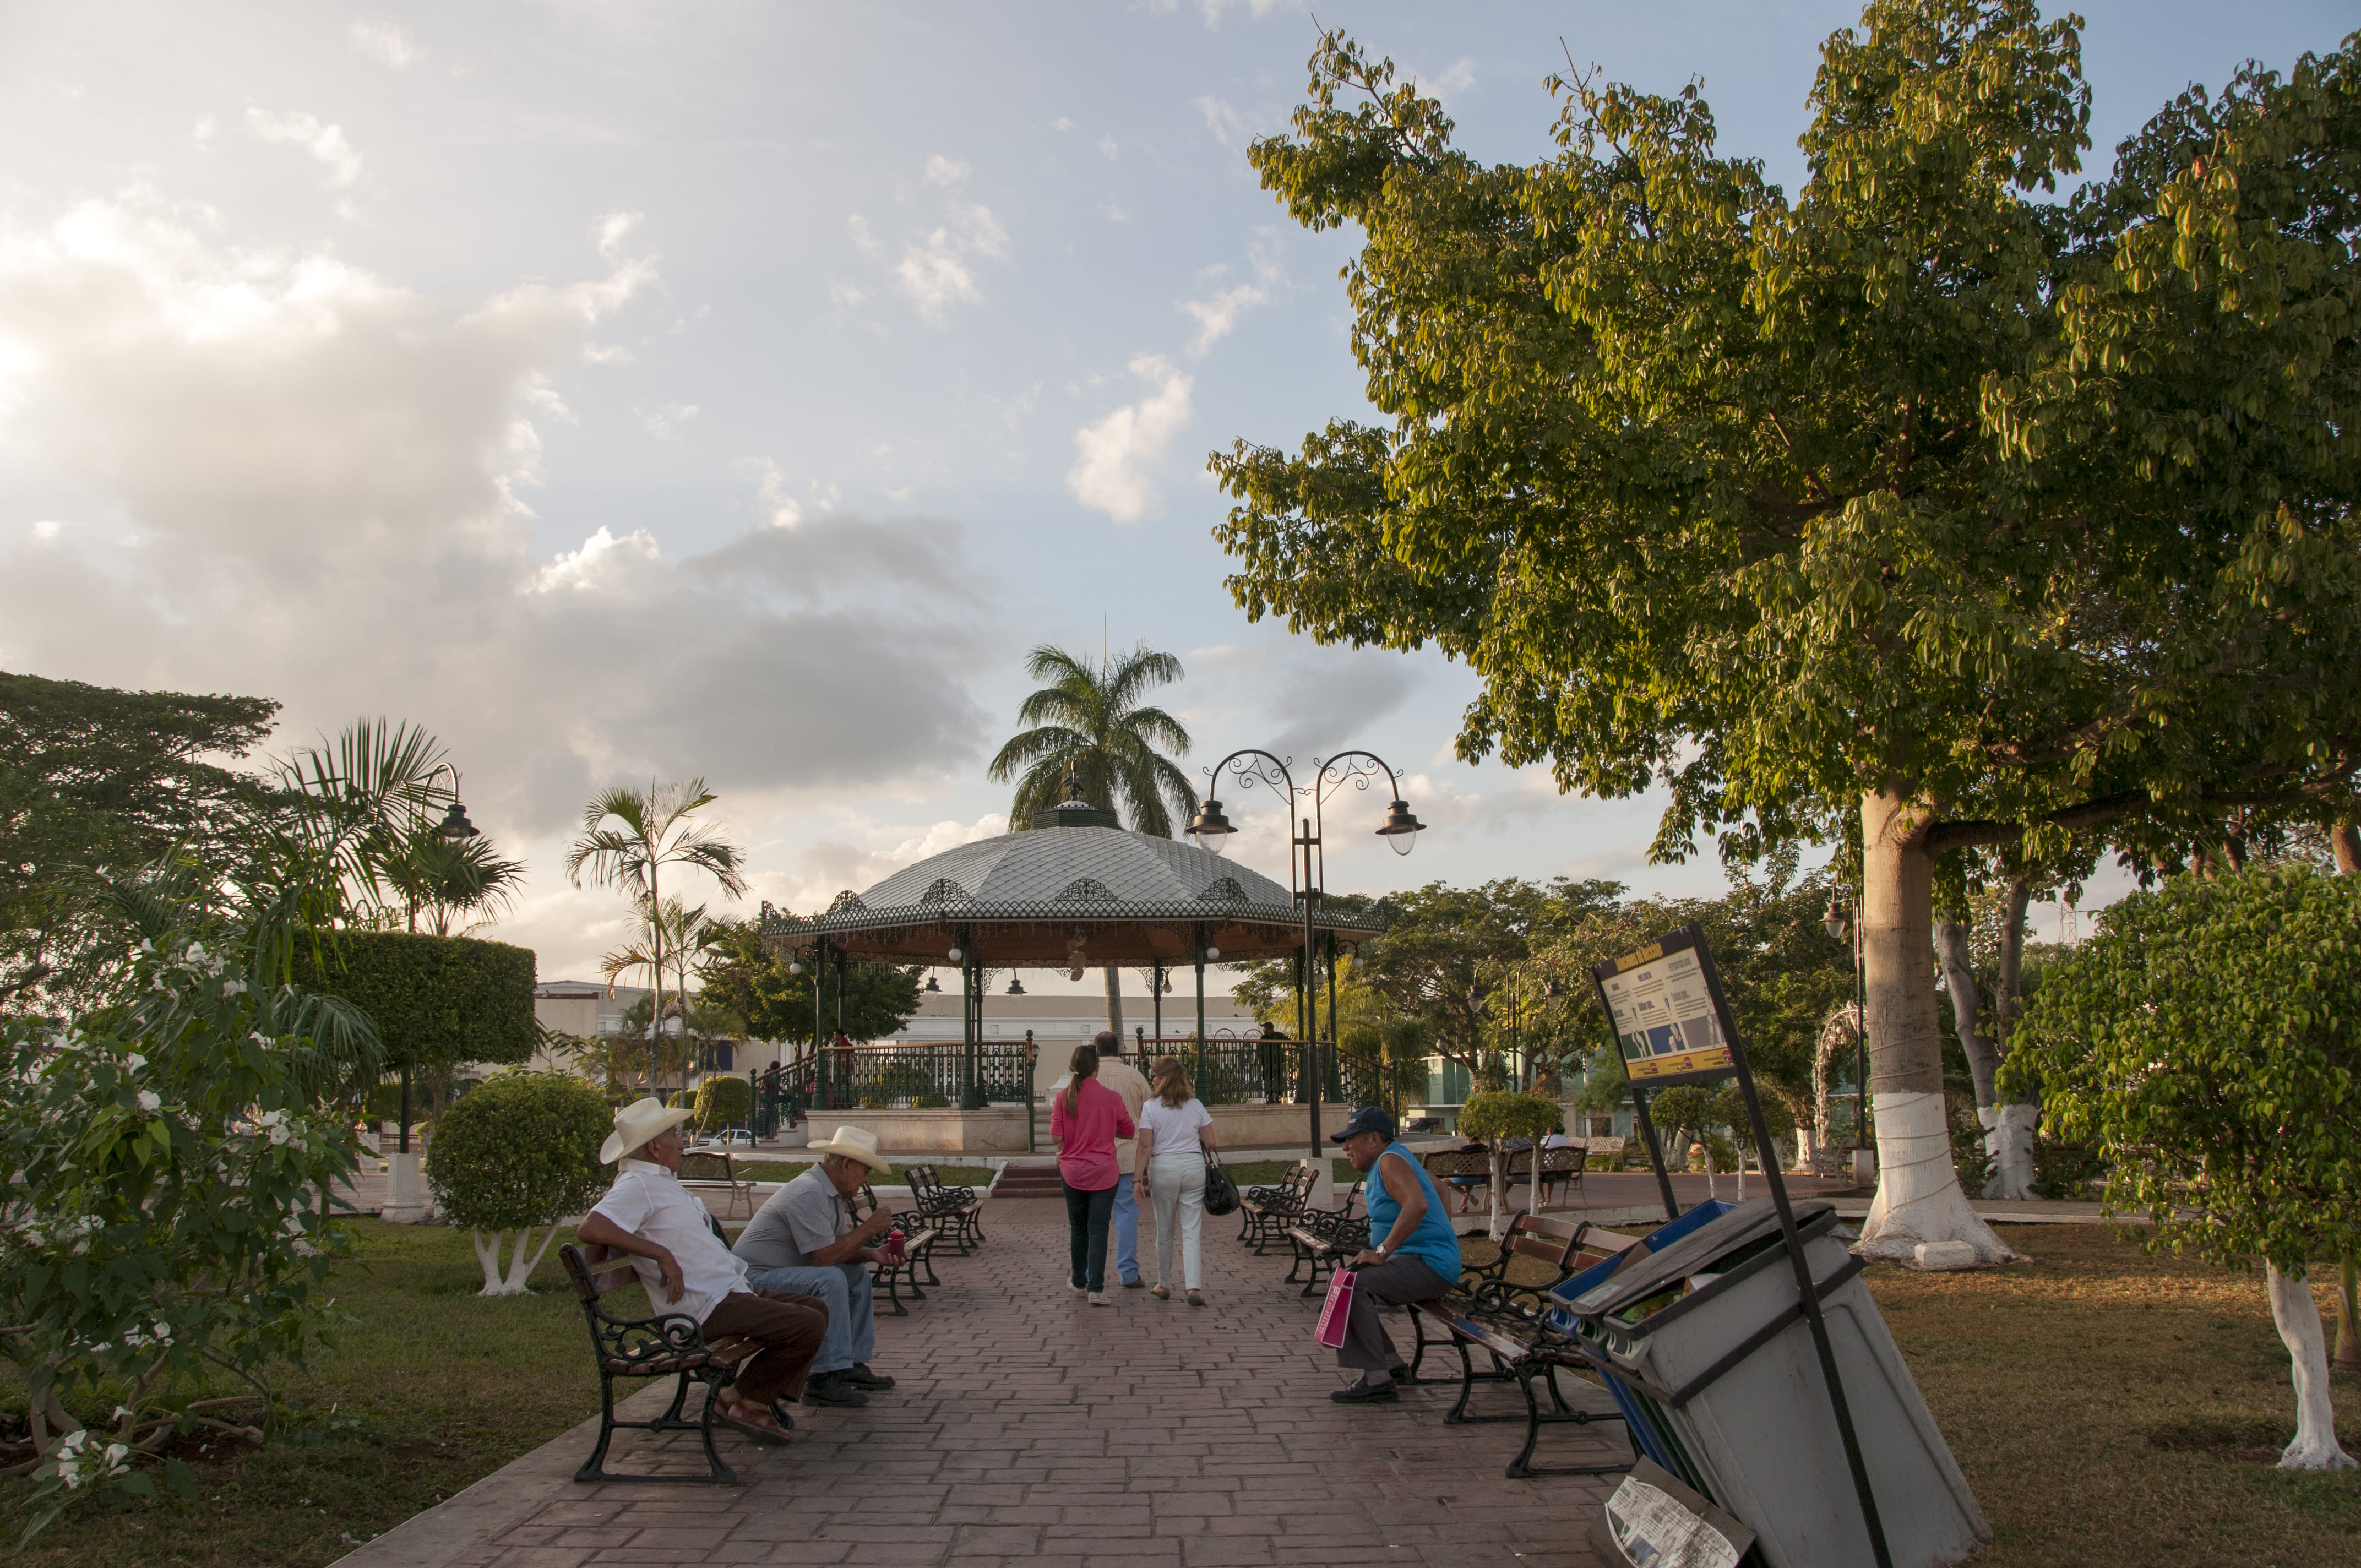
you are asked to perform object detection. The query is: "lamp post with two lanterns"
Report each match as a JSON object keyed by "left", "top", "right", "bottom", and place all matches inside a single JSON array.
[
  {"left": 1186, "top": 749, "right": 1423, "bottom": 1166},
  {"left": 1823, "top": 890, "right": 1869, "bottom": 1163}
]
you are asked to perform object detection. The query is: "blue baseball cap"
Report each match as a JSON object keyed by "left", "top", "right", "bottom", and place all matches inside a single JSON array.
[{"left": 1330, "top": 1106, "right": 1396, "bottom": 1144}]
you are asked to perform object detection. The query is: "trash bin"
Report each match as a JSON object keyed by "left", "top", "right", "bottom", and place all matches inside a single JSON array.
[{"left": 1565, "top": 1197, "right": 1989, "bottom": 1568}]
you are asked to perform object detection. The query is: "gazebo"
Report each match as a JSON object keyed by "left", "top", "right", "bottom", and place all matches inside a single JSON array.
[{"left": 758, "top": 785, "right": 1387, "bottom": 1148}]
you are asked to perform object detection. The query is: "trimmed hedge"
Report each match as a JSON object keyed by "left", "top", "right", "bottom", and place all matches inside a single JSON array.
[
  {"left": 294, "top": 929, "right": 537, "bottom": 1076},
  {"left": 693, "top": 1075, "right": 752, "bottom": 1131},
  {"left": 426, "top": 1070, "right": 611, "bottom": 1230}
]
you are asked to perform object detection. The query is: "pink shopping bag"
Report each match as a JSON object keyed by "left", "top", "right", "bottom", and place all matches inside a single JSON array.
[{"left": 1315, "top": 1268, "right": 1358, "bottom": 1349}]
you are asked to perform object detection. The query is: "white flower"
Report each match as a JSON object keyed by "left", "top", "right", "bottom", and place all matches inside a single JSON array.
[
  {"left": 221, "top": 978, "right": 247, "bottom": 996},
  {"left": 254, "top": 1109, "right": 285, "bottom": 1128},
  {"left": 124, "top": 1053, "right": 146, "bottom": 1071},
  {"left": 137, "top": 1091, "right": 161, "bottom": 1113},
  {"left": 268, "top": 1125, "right": 290, "bottom": 1146}
]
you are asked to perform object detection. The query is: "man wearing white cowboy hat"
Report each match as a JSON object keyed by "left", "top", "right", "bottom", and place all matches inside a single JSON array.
[
  {"left": 732, "top": 1124, "right": 904, "bottom": 1407},
  {"left": 576, "top": 1097, "right": 826, "bottom": 1444}
]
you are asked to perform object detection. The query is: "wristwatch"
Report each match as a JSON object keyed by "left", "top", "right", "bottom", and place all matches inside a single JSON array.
[{"left": 1372, "top": 1243, "right": 1390, "bottom": 1259}]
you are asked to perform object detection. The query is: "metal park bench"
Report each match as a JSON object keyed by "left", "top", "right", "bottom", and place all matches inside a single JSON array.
[
  {"left": 1504, "top": 1146, "right": 1586, "bottom": 1210},
  {"left": 1423, "top": 1147, "right": 1494, "bottom": 1215},
  {"left": 848, "top": 1183, "right": 941, "bottom": 1315},
  {"left": 1238, "top": 1163, "right": 1318, "bottom": 1254},
  {"left": 905, "top": 1164, "right": 986, "bottom": 1255},
  {"left": 1407, "top": 1212, "right": 1646, "bottom": 1479},
  {"left": 1281, "top": 1179, "right": 1368, "bottom": 1297},
  {"left": 676, "top": 1148, "right": 760, "bottom": 1220},
  {"left": 558, "top": 1243, "right": 753, "bottom": 1485}
]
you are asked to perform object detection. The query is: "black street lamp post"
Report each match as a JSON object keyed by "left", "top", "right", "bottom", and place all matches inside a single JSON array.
[
  {"left": 1823, "top": 892, "right": 1869, "bottom": 1157},
  {"left": 1188, "top": 749, "right": 1423, "bottom": 1167}
]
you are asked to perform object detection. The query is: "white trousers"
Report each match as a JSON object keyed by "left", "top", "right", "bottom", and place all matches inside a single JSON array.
[{"left": 1147, "top": 1152, "right": 1206, "bottom": 1289}]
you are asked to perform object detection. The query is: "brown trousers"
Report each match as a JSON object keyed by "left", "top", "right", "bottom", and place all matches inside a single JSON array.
[{"left": 702, "top": 1289, "right": 827, "bottom": 1406}]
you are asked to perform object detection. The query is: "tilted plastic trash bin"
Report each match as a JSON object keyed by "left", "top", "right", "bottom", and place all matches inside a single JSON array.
[{"left": 1567, "top": 1197, "right": 1989, "bottom": 1568}]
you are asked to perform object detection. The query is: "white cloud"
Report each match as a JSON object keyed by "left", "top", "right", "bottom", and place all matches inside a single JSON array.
[
  {"left": 244, "top": 107, "right": 362, "bottom": 190},
  {"left": 1194, "top": 96, "right": 1256, "bottom": 150},
  {"left": 923, "top": 154, "right": 970, "bottom": 186},
  {"left": 894, "top": 202, "right": 1009, "bottom": 325},
  {"left": 192, "top": 115, "right": 216, "bottom": 146},
  {"left": 639, "top": 402, "right": 698, "bottom": 442},
  {"left": 846, "top": 215, "right": 881, "bottom": 256},
  {"left": 348, "top": 20, "right": 419, "bottom": 68},
  {"left": 1095, "top": 134, "right": 1119, "bottom": 160},
  {"left": 1178, "top": 282, "right": 1266, "bottom": 356},
  {"left": 30, "top": 519, "right": 64, "bottom": 540},
  {"left": 0, "top": 193, "right": 993, "bottom": 861},
  {"left": 1051, "top": 116, "right": 1076, "bottom": 133},
  {"left": 1067, "top": 355, "right": 1193, "bottom": 522}
]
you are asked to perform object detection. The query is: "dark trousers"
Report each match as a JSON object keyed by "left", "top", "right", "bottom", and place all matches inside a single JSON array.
[
  {"left": 1063, "top": 1180, "right": 1117, "bottom": 1291},
  {"left": 701, "top": 1289, "right": 827, "bottom": 1406},
  {"left": 1337, "top": 1254, "right": 1453, "bottom": 1374}
]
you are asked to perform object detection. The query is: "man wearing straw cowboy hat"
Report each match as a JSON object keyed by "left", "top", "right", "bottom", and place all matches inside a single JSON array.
[
  {"left": 577, "top": 1097, "right": 826, "bottom": 1444},
  {"left": 733, "top": 1124, "right": 904, "bottom": 1408}
]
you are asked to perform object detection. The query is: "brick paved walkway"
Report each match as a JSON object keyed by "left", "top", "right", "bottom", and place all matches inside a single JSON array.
[{"left": 337, "top": 1197, "right": 1627, "bottom": 1568}]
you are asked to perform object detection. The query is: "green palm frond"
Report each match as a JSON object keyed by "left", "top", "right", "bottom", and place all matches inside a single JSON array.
[{"left": 992, "top": 642, "right": 1196, "bottom": 836}]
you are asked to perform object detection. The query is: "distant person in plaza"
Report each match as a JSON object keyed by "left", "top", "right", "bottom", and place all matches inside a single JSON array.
[
  {"left": 1091, "top": 1028, "right": 1152, "bottom": 1289},
  {"left": 1328, "top": 1105, "right": 1462, "bottom": 1403},
  {"left": 732, "top": 1124, "right": 902, "bottom": 1408},
  {"left": 576, "top": 1097, "right": 826, "bottom": 1443},
  {"left": 1135, "top": 1055, "right": 1215, "bottom": 1305},
  {"left": 1049, "top": 1042, "right": 1134, "bottom": 1305}
]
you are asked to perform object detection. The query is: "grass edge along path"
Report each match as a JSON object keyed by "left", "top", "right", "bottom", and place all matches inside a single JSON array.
[{"left": 2, "top": 1222, "right": 2355, "bottom": 1567}]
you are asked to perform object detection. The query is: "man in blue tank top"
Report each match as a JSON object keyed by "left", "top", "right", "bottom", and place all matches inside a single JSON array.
[{"left": 1329, "top": 1105, "right": 1462, "bottom": 1402}]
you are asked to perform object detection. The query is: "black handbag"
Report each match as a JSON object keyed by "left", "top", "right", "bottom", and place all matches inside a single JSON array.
[{"left": 1201, "top": 1148, "right": 1240, "bottom": 1216}]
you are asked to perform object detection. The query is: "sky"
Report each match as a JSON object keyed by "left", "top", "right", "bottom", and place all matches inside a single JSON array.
[{"left": 0, "top": 1, "right": 2348, "bottom": 991}]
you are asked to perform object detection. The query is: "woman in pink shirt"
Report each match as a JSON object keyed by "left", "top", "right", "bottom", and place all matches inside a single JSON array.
[{"left": 1050, "top": 1043, "right": 1135, "bottom": 1305}]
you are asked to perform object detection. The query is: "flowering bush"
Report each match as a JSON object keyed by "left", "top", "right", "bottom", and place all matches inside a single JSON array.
[{"left": 0, "top": 933, "right": 368, "bottom": 1534}]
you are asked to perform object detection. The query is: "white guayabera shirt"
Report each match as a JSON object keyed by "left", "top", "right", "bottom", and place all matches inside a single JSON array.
[{"left": 587, "top": 1157, "right": 752, "bottom": 1324}]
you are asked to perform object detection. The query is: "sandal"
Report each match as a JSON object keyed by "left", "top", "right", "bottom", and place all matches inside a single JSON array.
[
  {"left": 715, "top": 1395, "right": 792, "bottom": 1444},
  {"left": 1187, "top": 1289, "right": 1205, "bottom": 1307},
  {"left": 1150, "top": 1283, "right": 1171, "bottom": 1300}
]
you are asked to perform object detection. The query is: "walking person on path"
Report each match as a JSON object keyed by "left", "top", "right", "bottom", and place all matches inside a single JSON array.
[
  {"left": 1049, "top": 1042, "right": 1134, "bottom": 1305},
  {"left": 1327, "top": 1105, "right": 1462, "bottom": 1403},
  {"left": 1092, "top": 1029, "right": 1152, "bottom": 1288},
  {"left": 1135, "top": 1055, "right": 1215, "bottom": 1305}
]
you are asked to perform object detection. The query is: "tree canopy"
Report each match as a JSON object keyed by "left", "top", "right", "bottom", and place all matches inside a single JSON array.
[
  {"left": 0, "top": 669, "right": 279, "bottom": 1005},
  {"left": 1211, "top": 2, "right": 2361, "bottom": 1257},
  {"left": 698, "top": 917, "right": 922, "bottom": 1047}
]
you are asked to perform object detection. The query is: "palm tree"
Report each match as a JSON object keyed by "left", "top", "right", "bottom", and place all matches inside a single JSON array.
[
  {"left": 987, "top": 643, "right": 1195, "bottom": 1035},
  {"left": 566, "top": 779, "right": 748, "bottom": 1092},
  {"left": 599, "top": 895, "right": 726, "bottom": 1095}
]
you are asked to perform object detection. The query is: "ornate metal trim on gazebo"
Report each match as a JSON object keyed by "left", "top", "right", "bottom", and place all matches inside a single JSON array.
[{"left": 758, "top": 790, "right": 1385, "bottom": 1119}]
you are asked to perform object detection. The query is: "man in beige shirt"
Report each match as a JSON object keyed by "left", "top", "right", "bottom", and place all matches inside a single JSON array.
[{"left": 1092, "top": 1029, "right": 1154, "bottom": 1288}]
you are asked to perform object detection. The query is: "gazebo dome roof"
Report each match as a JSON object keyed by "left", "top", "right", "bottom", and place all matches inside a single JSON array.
[{"left": 760, "top": 823, "right": 1383, "bottom": 966}]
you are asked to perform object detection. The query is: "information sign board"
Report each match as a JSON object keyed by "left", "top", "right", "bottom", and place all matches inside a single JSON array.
[{"left": 1591, "top": 927, "right": 1737, "bottom": 1086}]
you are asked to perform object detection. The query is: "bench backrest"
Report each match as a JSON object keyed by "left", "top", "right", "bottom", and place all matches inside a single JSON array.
[
  {"left": 1423, "top": 1148, "right": 1492, "bottom": 1181},
  {"left": 675, "top": 1150, "right": 738, "bottom": 1184},
  {"left": 1537, "top": 1147, "right": 1581, "bottom": 1174},
  {"left": 1584, "top": 1135, "right": 1626, "bottom": 1155},
  {"left": 906, "top": 1165, "right": 940, "bottom": 1203},
  {"left": 1495, "top": 1211, "right": 1593, "bottom": 1274},
  {"left": 560, "top": 1241, "right": 641, "bottom": 1307}
]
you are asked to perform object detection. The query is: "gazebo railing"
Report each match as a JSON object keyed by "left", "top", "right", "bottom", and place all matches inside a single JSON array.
[
  {"left": 799, "top": 1041, "right": 1035, "bottom": 1111},
  {"left": 1133, "top": 1034, "right": 1392, "bottom": 1110}
]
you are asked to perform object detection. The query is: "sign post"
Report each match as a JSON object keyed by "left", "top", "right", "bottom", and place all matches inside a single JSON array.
[{"left": 1591, "top": 924, "right": 1895, "bottom": 1568}]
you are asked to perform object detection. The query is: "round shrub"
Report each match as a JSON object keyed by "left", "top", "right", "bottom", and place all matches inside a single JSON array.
[
  {"left": 427, "top": 1070, "right": 610, "bottom": 1233},
  {"left": 693, "top": 1074, "right": 752, "bottom": 1132}
]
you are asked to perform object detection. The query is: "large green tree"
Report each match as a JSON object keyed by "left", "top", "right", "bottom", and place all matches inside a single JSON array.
[
  {"left": 1211, "top": 6, "right": 2361, "bottom": 1259},
  {"left": 697, "top": 917, "right": 922, "bottom": 1048},
  {"left": 0, "top": 670, "right": 278, "bottom": 1007},
  {"left": 2009, "top": 865, "right": 2361, "bottom": 1469},
  {"left": 987, "top": 643, "right": 1196, "bottom": 1035}
]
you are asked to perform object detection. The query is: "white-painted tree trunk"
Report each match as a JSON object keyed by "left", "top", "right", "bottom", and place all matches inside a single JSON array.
[
  {"left": 2267, "top": 1264, "right": 2356, "bottom": 1470},
  {"left": 1979, "top": 1103, "right": 2039, "bottom": 1202},
  {"left": 471, "top": 1224, "right": 563, "bottom": 1296},
  {"left": 1858, "top": 1090, "right": 2017, "bottom": 1262},
  {"left": 1854, "top": 788, "right": 2017, "bottom": 1263}
]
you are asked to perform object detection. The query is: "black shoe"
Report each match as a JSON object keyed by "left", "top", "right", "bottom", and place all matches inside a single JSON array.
[
  {"left": 1330, "top": 1376, "right": 1400, "bottom": 1404},
  {"left": 801, "top": 1374, "right": 869, "bottom": 1408},
  {"left": 842, "top": 1363, "right": 896, "bottom": 1390},
  {"left": 1389, "top": 1365, "right": 1412, "bottom": 1385}
]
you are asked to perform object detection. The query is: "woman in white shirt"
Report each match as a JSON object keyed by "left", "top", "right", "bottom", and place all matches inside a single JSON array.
[{"left": 1135, "top": 1056, "right": 1217, "bottom": 1304}]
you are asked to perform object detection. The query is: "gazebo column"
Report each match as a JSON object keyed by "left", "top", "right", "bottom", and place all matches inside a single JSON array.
[
  {"left": 961, "top": 938, "right": 983, "bottom": 1111},
  {"left": 1193, "top": 923, "right": 1207, "bottom": 1096}
]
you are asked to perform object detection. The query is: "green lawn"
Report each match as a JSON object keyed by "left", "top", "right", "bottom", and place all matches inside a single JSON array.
[{"left": 7, "top": 1222, "right": 2356, "bottom": 1567}]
